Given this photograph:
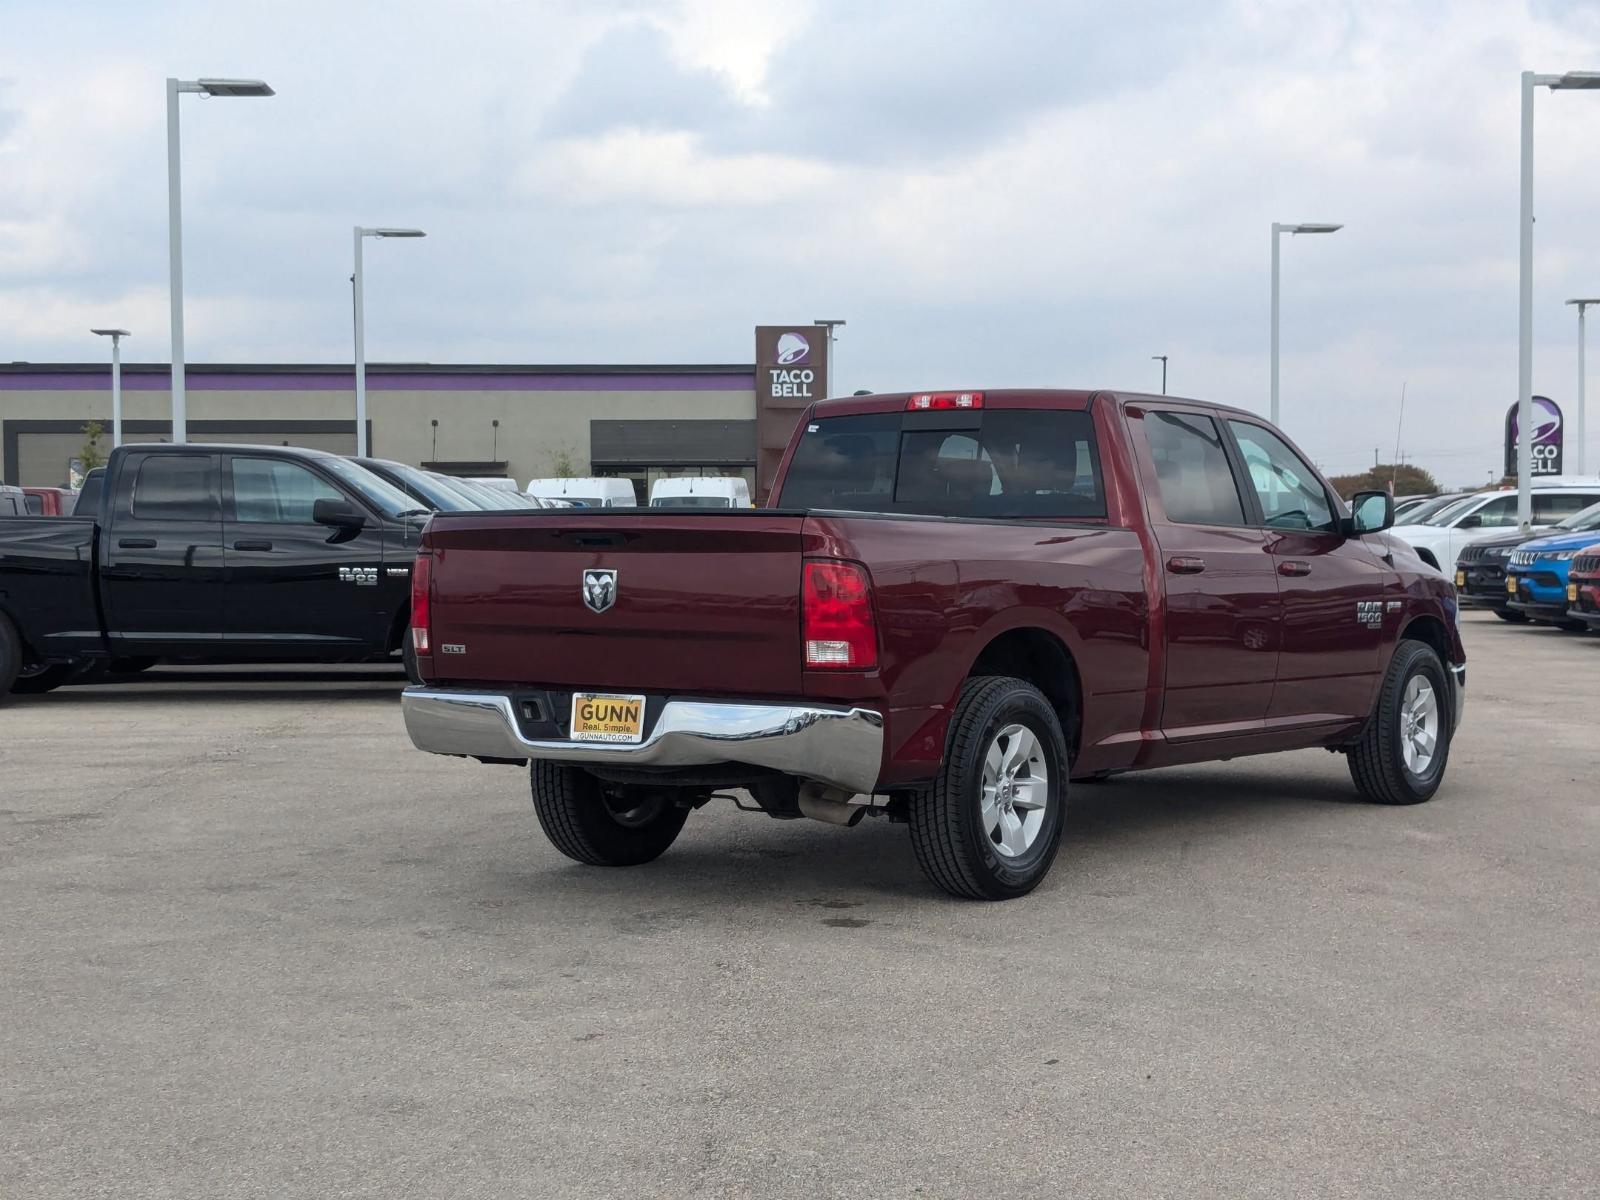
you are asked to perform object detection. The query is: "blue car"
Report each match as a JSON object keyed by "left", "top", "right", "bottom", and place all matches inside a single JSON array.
[{"left": 1505, "top": 527, "right": 1600, "bottom": 630}]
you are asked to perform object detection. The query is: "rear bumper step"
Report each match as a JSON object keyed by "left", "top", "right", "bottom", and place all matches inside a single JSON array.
[{"left": 402, "top": 688, "right": 885, "bottom": 795}]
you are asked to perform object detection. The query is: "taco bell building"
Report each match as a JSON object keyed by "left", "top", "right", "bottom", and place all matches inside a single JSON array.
[{"left": 0, "top": 324, "right": 833, "bottom": 503}]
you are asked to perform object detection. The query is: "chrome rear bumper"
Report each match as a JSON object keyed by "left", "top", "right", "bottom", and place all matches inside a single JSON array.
[{"left": 401, "top": 688, "right": 885, "bottom": 795}]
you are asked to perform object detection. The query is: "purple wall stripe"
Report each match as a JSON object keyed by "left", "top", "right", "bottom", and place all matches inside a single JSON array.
[{"left": 0, "top": 371, "right": 756, "bottom": 393}]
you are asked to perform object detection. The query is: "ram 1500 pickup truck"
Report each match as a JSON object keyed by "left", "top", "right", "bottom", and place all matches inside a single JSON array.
[
  {"left": 0, "top": 443, "right": 429, "bottom": 699},
  {"left": 402, "top": 390, "right": 1467, "bottom": 899}
]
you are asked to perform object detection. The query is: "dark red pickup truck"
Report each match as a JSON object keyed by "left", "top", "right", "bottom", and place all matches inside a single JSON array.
[{"left": 402, "top": 390, "right": 1465, "bottom": 899}]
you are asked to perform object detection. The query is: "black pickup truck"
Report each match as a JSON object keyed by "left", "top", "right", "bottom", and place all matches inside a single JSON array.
[{"left": 0, "top": 443, "right": 428, "bottom": 699}]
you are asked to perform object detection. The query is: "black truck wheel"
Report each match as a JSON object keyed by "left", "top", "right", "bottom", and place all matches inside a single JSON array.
[
  {"left": 1348, "top": 640, "right": 1453, "bottom": 805},
  {"left": 908, "top": 676, "right": 1067, "bottom": 900},
  {"left": 530, "top": 762, "right": 690, "bottom": 866},
  {"left": 9, "top": 662, "right": 79, "bottom": 695},
  {"left": 0, "top": 612, "right": 21, "bottom": 701},
  {"left": 1493, "top": 609, "right": 1528, "bottom": 624}
]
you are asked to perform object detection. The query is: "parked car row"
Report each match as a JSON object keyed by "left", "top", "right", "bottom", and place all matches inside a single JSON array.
[{"left": 1452, "top": 498, "right": 1600, "bottom": 634}]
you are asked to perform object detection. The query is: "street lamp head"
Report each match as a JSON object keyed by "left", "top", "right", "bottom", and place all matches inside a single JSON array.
[
  {"left": 91, "top": 328, "right": 131, "bottom": 338},
  {"left": 195, "top": 78, "right": 274, "bottom": 98},
  {"left": 1288, "top": 223, "right": 1342, "bottom": 235},
  {"left": 814, "top": 318, "right": 846, "bottom": 327},
  {"left": 365, "top": 228, "right": 426, "bottom": 238},
  {"left": 1550, "top": 71, "right": 1600, "bottom": 90},
  {"left": 1565, "top": 298, "right": 1600, "bottom": 307}
]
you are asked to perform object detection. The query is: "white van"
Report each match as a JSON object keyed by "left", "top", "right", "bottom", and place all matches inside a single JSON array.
[
  {"left": 525, "top": 477, "right": 639, "bottom": 508},
  {"left": 648, "top": 477, "right": 752, "bottom": 509}
]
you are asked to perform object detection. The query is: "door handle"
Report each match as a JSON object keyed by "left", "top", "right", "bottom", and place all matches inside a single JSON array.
[
  {"left": 1278, "top": 560, "right": 1313, "bottom": 577},
  {"left": 1166, "top": 556, "right": 1207, "bottom": 575},
  {"left": 117, "top": 538, "right": 157, "bottom": 549},
  {"left": 232, "top": 539, "right": 274, "bottom": 552}
]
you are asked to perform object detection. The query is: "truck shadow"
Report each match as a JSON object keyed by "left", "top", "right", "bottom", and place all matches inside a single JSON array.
[{"left": 499, "top": 765, "right": 1366, "bottom": 906}]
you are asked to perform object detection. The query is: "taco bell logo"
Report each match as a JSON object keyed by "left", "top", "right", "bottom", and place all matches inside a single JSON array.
[
  {"left": 775, "top": 332, "right": 810, "bottom": 365},
  {"left": 1504, "top": 395, "right": 1565, "bottom": 477}
]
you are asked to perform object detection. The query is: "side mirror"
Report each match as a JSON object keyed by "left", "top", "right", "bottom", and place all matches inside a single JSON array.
[
  {"left": 1457, "top": 513, "right": 1483, "bottom": 529},
  {"left": 1345, "top": 490, "right": 1394, "bottom": 536},
  {"left": 312, "top": 497, "right": 364, "bottom": 529}
]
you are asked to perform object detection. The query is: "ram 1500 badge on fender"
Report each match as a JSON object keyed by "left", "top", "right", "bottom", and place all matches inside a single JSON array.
[{"left": 401, "top": 390, "right": 1467, "bottom": 900}]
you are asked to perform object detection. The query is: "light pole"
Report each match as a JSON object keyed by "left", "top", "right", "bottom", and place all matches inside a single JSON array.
[
  {"left": 814, "top": 319, "right": 846, "bottom": 397},
  {"left": 1518, "top": 71, "right": 1600, "bottom": 524},
  {"left": 1270, "top": 221, "right": 1342, "bottom": 426},
  {"left": 1151, "top": 354, "right": 1168, "bottom": 394},
  {"left": 90, "top": 329, "right": 131, "bottom": 448},
  {"left": 1568, "top": 298, "right": 1600, "bottom": 475},
  {"left": 353, "top": 227, "right": 426, "bottom": 458},
  {"left": 167, "top": 76, "right": 274, "bottom": 445}
]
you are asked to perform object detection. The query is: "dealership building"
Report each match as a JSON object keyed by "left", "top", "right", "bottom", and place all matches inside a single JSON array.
[{"left": 0, "top": 325, "right": 830, "bottom": 502}]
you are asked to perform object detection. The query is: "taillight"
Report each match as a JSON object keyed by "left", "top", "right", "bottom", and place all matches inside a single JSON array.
[
  {"left": 411, "top": 553, "right": 432, "bottom": 654},
  {"left": 907, "top": 391, "right": 983, "bottom": 411},
  {"left": 803, "top": 560, "right": 878, "bottom": 670}
]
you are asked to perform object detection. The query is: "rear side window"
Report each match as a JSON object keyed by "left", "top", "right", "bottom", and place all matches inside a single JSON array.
[
  {"left": 777, "top": 409, "right": 1104, "bottom": 519},
  {"left": 131, "top": 455, "right": 220, "bottom": 522},
  {"left": 1534, "top": 492, "right": 1600, "bottom": 522},
  {"left": 1142, "top": 411, "right": 1246, "bottom": 526},
  {"left": 1471, "top": 495, "right": 1518, "bottom": 529}
]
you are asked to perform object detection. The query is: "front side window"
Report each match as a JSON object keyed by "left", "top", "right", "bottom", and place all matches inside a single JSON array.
[
  {"left": 232, "top": 458, "right": 344, "bottom": 524},
  {"left": 1469, "top": 495, "right": 1518, "bottom": 529},
  {"left": 131, "top": 455, "right": 220, "bottom": 522},
  {"left": 1142, "top": 411, "right": 1246, "bottom": 526},
  {"left": 1227, "top": 422, "right": 1337, "bottom": 533}
]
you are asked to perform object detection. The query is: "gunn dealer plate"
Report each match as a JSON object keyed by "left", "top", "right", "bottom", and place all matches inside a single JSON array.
[{"left": 569, "top": 693, "right": 647, "bottom": 744}]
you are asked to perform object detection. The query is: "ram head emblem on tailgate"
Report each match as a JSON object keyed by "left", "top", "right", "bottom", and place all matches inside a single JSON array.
[{"left": 582, "top": 568, "right": 618, "bottom": 613}]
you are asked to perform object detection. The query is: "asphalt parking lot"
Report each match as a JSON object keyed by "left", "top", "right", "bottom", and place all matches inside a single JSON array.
[{"left": 2, "top": 613, "right": 1596, "bottom": 1199}]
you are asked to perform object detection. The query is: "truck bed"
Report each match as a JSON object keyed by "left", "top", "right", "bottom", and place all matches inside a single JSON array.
[{"left": 0, "top": 517, "right": 102, "bottom": 659}]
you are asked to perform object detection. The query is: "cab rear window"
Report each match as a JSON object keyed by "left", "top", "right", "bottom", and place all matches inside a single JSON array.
[{"left": 777, "top": 409, "right": 1105, "bottom": 519}]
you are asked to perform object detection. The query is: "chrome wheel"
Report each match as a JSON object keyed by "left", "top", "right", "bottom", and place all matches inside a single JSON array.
[
  {"left": 980, "top": 723, "right": 1049, "bottom": 858},
  {"left": 1399, "top": 675, "right": 1439, "bottom": 776}
]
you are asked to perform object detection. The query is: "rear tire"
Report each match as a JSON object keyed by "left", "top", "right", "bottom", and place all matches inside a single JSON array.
[
  {"left": 9, "top": 662, "right": 79, "bottom": 695},
  {"left": 1493, "top": 608, "right": 1528, "bottom": 623},
  {"left": 530, "top": 762, "right": 690, "bottom": 866},
  {"left": 908, "top": 676, "right": 1067, "bottom": 900},
  {"left": 1348, "top": 640, "right": 1452, "bottom": 805}
]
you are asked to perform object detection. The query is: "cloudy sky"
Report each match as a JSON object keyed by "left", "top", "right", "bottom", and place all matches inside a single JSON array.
[{"left": 3, "top": 0, "right": 1600, "bottom": 484}]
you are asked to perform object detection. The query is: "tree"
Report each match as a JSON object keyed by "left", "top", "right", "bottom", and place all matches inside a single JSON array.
[
  {"left": 547, "top": 444, "right": 577, "bottom": 478},
  {"left": 80, "top": 421, "right": 106, "bottom": 471},
  {"left": 1326, "top": 463, "right": 1440, "bottom": 499}
]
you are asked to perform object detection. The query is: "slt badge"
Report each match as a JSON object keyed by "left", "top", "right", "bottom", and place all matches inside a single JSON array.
[{"left": 582, "top": 568, "right": 618, "bottom": 614}]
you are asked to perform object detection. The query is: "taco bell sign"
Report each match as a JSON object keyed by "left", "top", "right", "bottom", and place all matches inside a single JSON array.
[
  {"left": 1504, "top": 395, "right": 1564, "bottom": 478},
  {"left": 755, "top": 325, "right": 830, "bottom": 501}
]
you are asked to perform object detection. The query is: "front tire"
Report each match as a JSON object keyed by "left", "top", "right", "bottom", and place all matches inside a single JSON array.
[
  {"left": 908, "top": 676, "right": 1067, "bottom": 900},
  {"left": 0, "top": 613, "right": 21, "bottom": 701},
  {"left": 1493, "top": 608, "right": 1528, "bottom": 624},
  {"left": 9, "top": 662, "right": 79, "bottom": 695},
  {"left": 1348, "top": 640, "right": 1453, "bottom": 805},
  {"left": 530, "top": 762, "right": 689, "bottom": 866}
]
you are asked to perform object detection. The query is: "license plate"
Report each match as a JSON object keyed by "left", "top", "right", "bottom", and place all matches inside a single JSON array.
[
  {"left": 1569, "top": 583, "right": 1580, "bottom": 603},
  {"left": 1506, "top": 577, "right": 1518, "bottom": 595},
  {"left": 1455, "top": 570, "right": 1466, "bottom": 588},
  {"left": 569, "top": 693, "right": 646, "bottom": 743}
]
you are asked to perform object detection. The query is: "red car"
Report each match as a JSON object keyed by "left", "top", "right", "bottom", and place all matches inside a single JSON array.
[
  {"left": 401, "top": 390, "right": 1466, "bottom": 899},
  {"left": 1569, "top": 544, "right": 1600, "bottom": 631},
  {"left": 20, "top": 487, "right": 75, "bottom": 516}
]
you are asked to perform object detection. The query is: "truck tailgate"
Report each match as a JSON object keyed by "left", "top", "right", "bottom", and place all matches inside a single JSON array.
[{"left": 424, "top": 512, "right": 807, "bottom": 696}]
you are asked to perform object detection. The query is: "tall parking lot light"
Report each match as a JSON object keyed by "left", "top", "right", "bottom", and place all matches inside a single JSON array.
[
  {"left": 91, "top": 328, "right": 131, "bottom": 448},
  {"left": 814, "top": 319, "right": 846, "bottom": 397},
  {"left": 1568, "top": 299, "right": 1600, "bottom": 475},
  {"left": 167, "top": 77, "right": 274, "bottom": 445},
  {"left": 1270, "top": 222, "right": 1342, "bottom": 426},
  {"left": 353, "top": 227, "right": 426, "bottom": 457},
  {"left": 1518, "top": 71, "right": 1600, "bottom": 524}
]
